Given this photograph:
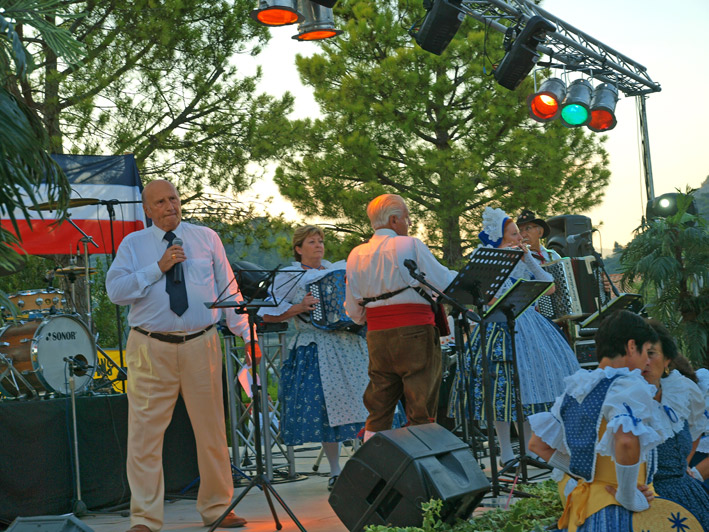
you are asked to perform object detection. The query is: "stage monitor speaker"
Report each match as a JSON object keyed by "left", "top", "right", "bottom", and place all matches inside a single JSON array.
[
  {"left": 328, "top": 423, "right": 490, "bottom": 532},
  {"left": 7, "top": 515, "right": 93, "bottom": 532}
]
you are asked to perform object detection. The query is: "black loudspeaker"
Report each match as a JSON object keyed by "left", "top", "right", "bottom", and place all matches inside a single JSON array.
[
  {"left": 546, "top": 214, "right": 593, "bottom": 258},
  {"left": 328, "top": 424, "right": 490, "bottom": 532},
  {"left": 7, "top": 516, "right": 93, "bottom": 532}
]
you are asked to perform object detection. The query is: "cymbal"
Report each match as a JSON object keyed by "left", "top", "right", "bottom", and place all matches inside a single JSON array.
[
  {"left": 54, "top": 266, "right": 97, "bottom": 276},
  {"left": 29, "top": 198, "right": 100, "bottom": 211}
]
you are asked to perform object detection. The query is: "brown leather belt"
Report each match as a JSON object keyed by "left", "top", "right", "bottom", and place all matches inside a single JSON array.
[{"left": 132, "top": 324, "right": 214, "bottom": 344}]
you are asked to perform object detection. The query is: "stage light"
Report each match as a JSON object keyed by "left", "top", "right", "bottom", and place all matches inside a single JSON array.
[
  {"left": 560, "top": 79, "right": 592, "bottom": 127},
  {"left": 646, "top": 192, "right": 698, "bottom": 220},
  {"left": 527, "top": 77, "right": 566, "bottom": 122},
  {"left": 292, "top": 0, "right": 342, "bottom": 40},
  {"left": 587, "top": 83, "right": 618, "bottom": 132},
  {"left": 493, "top": 16, "right": 556, "bottom": 90},
  {"left": 412, "top": 0, "right": 465, "bottom": 55},
  {"left": 250, "top": 0, "right": 303, "bottom": 26}
]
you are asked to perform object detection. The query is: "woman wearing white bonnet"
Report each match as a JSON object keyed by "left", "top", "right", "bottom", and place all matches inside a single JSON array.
[{"left": 451, "top": 206, "right": 580, "bottom": 468}]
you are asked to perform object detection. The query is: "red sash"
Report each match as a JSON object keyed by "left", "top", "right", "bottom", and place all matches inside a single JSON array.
[{"left": 365, "top": 303, "right": 434, "bottom": 331}]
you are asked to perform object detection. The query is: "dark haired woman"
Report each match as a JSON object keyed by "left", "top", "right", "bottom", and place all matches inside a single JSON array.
[{"left": 643, "top": 320, "right": 709, "bottom": 525}]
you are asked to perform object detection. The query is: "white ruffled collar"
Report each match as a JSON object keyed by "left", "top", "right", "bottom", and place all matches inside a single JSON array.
[
  {"left": 658, "top": 370, "right": 694, "bottom": 432},
  {"left": 564, "top": 366, "right": 655, "bottom": 402}
]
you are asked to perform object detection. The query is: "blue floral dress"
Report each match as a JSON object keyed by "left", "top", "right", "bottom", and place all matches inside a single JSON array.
[
  {"left": 260, "top": 261, "right": 369, "bottom": 446},
  {"left": 450, "top": 250, "right": 580, "bottom": 422},
  {"left": 652, "top": 370, "right": 709, "bottom": 526}
]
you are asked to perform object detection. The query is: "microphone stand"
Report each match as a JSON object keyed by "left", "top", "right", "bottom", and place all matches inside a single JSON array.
[
  {"left": 439, "top": 248, "right": 524, "bottom": 498},
  {"left": 207, "top": 268, "right": 306, "bottom": 532},
  {"left": 403, "top": 261, "right": 484, "bottom": 455},
  {"left": 101, "top": 198, "right": 142, "bottom": 389},
  {"left": 64, "top": 356, "right": 88, "bottom": 517}
]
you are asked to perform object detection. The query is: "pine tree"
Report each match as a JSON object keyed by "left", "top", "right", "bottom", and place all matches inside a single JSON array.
[{"left": 274, "top": 0, "right": 610, "bottom": 265}]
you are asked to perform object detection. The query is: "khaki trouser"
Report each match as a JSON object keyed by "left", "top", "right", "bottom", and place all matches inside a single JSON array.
[
  {"left": 125, "top": 327, "right": 233, "bottom": 531},
  {"left": 364, "top": 324, "right": 442, "bottom": 432}
]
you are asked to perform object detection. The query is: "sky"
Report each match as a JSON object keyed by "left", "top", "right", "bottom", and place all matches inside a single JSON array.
[{"left": 239, "top": 0, "right": 709, "bottom": 255}]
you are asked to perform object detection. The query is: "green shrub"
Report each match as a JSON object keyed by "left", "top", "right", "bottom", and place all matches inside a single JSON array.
[{"left": 365, "top": 480, "right": 562, "bottom": 532}]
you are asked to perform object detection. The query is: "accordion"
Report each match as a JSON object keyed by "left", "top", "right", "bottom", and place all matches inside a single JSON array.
[
  {"left": 538, "top": 258, "right": 584, "bottom": 320},
  {"left": 307, "top": 270, "right": 361, "bottom": 332},
  {"left": 538, "top": 256, "right": 610, "bottom": 320}
]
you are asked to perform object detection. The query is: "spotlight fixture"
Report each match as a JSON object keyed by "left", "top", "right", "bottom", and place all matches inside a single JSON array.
[
  {"left": 413, "top": 0, "right": 465, "bottom": 56},
  {"left": 559, "top": 78, "right": 592, "bottom": 127},
  {"left": 493, "top": 16, "right": 556, "bottom": 91},
  {"left": 527, "top": 77, "right": 566, "bottom": 122},
  {"left": 587, "top": 83, "right": 618, "bottom": 132},
  {"left": 250, "top": 0, "right": 303, "bottom": 26},
  {"left": 646, "top": 192, "right": 698, "bottom": 220},
  {"left": 292, "top": 0, "right": 342, "bottom": 40}
]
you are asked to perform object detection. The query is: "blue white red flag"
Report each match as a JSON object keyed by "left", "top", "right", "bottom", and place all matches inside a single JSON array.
[{"left": 1, "top": 154, "right": 145, "bottom": 255}]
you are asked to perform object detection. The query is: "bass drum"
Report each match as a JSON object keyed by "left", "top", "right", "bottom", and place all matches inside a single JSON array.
[{"left": 0, "top": 315, "right": 96, "bottom": 397}]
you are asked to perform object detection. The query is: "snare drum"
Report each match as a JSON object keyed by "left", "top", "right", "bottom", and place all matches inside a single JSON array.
[
  {"left": 0, "top": 315, "right": 96, "bottom": 396},
  {"left": 4, "top": 289, "right": 65, "bottom": 317}
]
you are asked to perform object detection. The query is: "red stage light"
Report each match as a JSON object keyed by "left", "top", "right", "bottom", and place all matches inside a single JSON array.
[{"left": 527, "top": 77, "right": 566, "bottom": 123}]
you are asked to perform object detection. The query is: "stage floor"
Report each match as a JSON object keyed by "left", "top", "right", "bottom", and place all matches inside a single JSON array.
[{"left": 74, "top": 445, "right": 551, "bottom": 532}]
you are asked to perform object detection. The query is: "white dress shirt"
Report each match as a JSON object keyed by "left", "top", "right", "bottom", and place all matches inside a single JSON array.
[
  {"left": 345, "top": 229, "right": 458, "bottom": 324},
  {"left": 106, "top": 221, "right": 251, "bottom": 339}
]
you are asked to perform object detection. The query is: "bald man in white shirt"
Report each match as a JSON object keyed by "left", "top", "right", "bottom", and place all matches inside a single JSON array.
[
  {"left": 107, "top": 180, "right": 258, "bottom": 532},
  {"left": 345, "top": 194, "right": 457, "bottom": 441}
]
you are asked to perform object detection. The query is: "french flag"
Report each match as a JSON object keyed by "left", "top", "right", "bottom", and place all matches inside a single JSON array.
[{"left": 2, "top": 154, "right": 145, "bottom": 255}]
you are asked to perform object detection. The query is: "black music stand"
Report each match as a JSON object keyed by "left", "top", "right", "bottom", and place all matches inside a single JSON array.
[
  {"left": 484, "top": 279, "right": 553, "bottom": 484},
  {"left": 207, "top": 267, "right": 306, "bottom": 532},
  {"left": 442, "top": 247, "right": 522, "bottom": 498},
  {"left": 579, "top": 293, "right": 643, "bottom": 330}
]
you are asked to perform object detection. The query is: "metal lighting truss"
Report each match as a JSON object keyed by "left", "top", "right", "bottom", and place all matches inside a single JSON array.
[
  {"left": 456, "top": 0, "right": 660, "bottom": 197},
  {"left": 458, "top": 0, "right": 660, "bottom": 97}
]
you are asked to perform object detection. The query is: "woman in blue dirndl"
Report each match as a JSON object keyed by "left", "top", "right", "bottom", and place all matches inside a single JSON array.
[
  {"left": 451, "top": 207, "right": 580, "bottom": 467},
  {"left": 643, "top": 320, "right": 709, "bottom": 526},
  {"left": 260, "top": 225, "right": 370, "bottom": 491}
]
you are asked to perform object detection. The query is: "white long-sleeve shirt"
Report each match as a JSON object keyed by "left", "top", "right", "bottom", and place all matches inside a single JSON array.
[
  {"left": 345, "top": 229, "right": 458, "bottom": 325},
  {"left": 106, "top": 221, "right": 251, "bottom": 339}
]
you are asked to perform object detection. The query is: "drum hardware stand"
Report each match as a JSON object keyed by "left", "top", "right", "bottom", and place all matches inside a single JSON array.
[
  {"left": 208, "top": 267, "right": 306, "bottom": 532},
  {"left": 485, "top": 281, "right": 554, "bottom": 485},
  {"left": 90, "top": 345, "right": 129, "bottom": 392},
  {"left": 64, "top": 356, "right": 90, "bottom": 516},
  {"left": 0, "top": 351, "right": 37, "bottom": 399},
  {"left": 62, "top": 214, "right": 99, "bottom": 332}
]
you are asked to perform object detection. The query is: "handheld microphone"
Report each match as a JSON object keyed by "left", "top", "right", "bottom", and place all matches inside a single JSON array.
[
  {"left": 567, "top": 229, "right": 596, "bottom": 245},
  {"left": 173, "top": 237, "right": 184, "bottom": 284}
]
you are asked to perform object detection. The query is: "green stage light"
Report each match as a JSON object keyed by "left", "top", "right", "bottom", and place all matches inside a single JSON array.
[
  {"left": 560, "top": 79, "right": 592, "bottom": 127},
  {"left": 527, "top": 77, "right": 566, "bottom": 122}
]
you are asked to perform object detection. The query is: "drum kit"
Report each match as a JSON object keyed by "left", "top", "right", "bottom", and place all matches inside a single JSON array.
[{"left": 0, "top": 197, "right": 124, "bottom": 400}]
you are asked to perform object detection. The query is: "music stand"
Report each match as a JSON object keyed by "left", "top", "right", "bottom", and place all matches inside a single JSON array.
[
  {"left": 440, "top": 247, "right": 523, "bottom": 497},
  {"left": 206, "top": 267, "right": 306, "bottom": 532},
  {"left": 579, "top": 293, "right": 642, "bottom": 330},
  {"left": 486, "top": 279, "right": 553, "bottom": 485}
]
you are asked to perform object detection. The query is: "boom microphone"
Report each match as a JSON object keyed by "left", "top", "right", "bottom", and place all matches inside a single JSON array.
[
  {"left": 173, "top": 237, "right": 184, "bottom": 284},
  {"left": 566, "top": 229, "right": 596, "bottom": 245}
]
